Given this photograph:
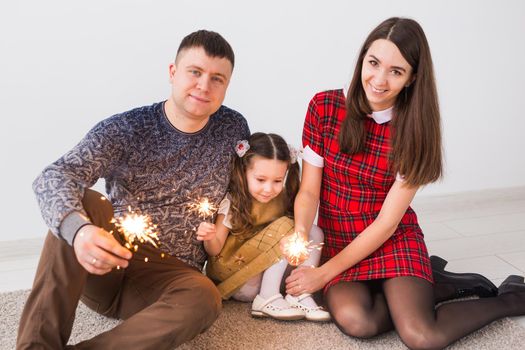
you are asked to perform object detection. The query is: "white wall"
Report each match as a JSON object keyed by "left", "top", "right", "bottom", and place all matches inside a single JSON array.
[{"left": 1, "top": 0, "right": 524, "bottom": 241}]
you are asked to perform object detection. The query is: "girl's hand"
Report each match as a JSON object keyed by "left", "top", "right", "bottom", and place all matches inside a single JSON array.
[
  {"left": 196, "top": 222, "right": 217, "bottom": 241},
  {"left": 285, "top": 265, "right": 327, "bottom": 296}
]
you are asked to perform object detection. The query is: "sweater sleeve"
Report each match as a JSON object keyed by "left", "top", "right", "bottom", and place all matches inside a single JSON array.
[{"left": 32, "top": 116, "right": 128, "bottom": 245}]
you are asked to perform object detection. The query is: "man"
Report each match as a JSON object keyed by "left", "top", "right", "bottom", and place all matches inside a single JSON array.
[{"left": 17, "top": 30, "right": 250, "bottom": 349}]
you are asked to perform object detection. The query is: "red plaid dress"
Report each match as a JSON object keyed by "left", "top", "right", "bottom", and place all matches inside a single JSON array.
[{"left": 302, "top": 89, "right": 433, "bottom": 291}]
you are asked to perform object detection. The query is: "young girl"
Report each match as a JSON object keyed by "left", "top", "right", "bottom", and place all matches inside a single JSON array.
[
  {"left": 197, "top": 132, "right": 330, "bottom": 322},
  {"left": 285, "top": 17, "right": 525, "bottom": 348}
]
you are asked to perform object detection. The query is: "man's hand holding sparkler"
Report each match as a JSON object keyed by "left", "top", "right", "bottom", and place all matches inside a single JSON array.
[{"left": 73, "top": 225, "right": 132, "bottom": 275}]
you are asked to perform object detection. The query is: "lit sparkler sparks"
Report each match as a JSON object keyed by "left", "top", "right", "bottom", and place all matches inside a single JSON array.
[
  {"left": 188, "top": 197, "right": 217, "bottom": 222},
  {"left": 281, "top": 232, "right": 323, "bottom": 266},
  {"left": 112, "top": 206, "right": 160, "bottom": 251}
]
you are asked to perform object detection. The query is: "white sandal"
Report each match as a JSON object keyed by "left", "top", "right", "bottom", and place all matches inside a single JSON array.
[
  {"left": 251, "top": 293, "right": 305, "bottom": 320},
  {"left": 285, "top": 293, "right": 331, "bottom": 322}
]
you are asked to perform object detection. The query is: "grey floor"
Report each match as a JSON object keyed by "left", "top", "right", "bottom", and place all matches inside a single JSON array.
[{"left": 2, "top": 186, "right": 524, "bottom": 328}]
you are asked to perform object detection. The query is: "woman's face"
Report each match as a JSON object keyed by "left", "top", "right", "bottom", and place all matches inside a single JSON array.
[{"left": 361, "top": 39, "right": 414, "bottom": 111}]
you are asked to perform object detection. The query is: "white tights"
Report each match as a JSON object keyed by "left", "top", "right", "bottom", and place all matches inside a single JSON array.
[{"left": 232, "top": 225, "right": 324, "bottom": 306}]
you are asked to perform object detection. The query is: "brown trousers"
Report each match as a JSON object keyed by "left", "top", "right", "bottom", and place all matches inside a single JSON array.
[{"left": 17, "top": 189, "right": 222, "bottom": 349}]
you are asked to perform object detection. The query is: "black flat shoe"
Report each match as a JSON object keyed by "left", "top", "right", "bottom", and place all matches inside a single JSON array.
[
  {"left": 498, "top": 275, "right": 525, "bottom": 295},
  {"left": 430, "top": 255, "right": 498, "bottom": 298}
]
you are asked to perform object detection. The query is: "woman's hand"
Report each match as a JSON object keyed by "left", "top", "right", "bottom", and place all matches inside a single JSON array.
[
  {"left": 196, "top": 222, "right": 217, "bottom": 241},
  {"left": 285, "top": 265, "right": 327, "bottom": 296}
]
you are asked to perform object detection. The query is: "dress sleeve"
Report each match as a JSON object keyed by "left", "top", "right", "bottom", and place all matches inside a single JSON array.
[
  {"left": 302, "top": 95, "right": 324, "bottom": 167},
  {"left": 302, "top": 145, "right": 324, "bottom": 168},
  {"left": 217, "top": 193, "right": 233, "bottom": 229}
]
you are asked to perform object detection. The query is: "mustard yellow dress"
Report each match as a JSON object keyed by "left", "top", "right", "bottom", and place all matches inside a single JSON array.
[{"left": 206, "top": 194, "right": 294, "bottom": 299}]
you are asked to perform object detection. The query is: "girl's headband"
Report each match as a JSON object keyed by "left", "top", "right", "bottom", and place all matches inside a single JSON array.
[
  {"left": 235, "top": 140, "right": 300, "bottom": 164},
  {"left": 235, "top": 140, "right": 250, "bottom": 157}
]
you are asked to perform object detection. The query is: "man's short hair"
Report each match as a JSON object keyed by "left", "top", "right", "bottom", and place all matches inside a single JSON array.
[{"left": 176, "top": 30, "right": 235, "bottom": 68}]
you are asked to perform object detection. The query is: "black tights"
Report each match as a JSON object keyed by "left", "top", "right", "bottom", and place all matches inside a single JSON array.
[{"left": 326, "top": 277, "right": 525, "bottom": 350}]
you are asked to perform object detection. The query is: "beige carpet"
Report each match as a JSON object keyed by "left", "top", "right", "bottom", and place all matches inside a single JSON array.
[{"left": 2, "top": 290, "right": 525, "bottom": 349}]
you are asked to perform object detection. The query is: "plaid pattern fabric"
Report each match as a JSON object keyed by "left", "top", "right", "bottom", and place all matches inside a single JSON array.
[
  {"left": 302, "top": 89, "right": 433, "bottom": 290},
  {"left": 206, "top": 195, "right": 292, "bottom": 299},
  {"left": 210, "top": 216, "right": 294, "bottom": 299}
]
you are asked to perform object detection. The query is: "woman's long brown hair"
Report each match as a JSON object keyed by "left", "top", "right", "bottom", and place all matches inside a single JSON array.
[
  {"left": 339, "top": 17, "right": 443, "bottom": 186},
  {"left": 229, "top": 133, "right": 300, "bottom": 234}
]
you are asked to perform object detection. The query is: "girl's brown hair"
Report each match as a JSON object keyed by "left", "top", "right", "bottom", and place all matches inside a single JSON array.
[
  {"left": 339, "top": 17, "right": 442, "bottom": 186},
  {"left": 229, "top": 133, "right": 300, "bottom": 233}
]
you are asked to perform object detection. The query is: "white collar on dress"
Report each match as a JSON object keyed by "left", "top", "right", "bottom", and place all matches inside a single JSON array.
[
  {"left": 342, "top": 84, "right": 393, "bottom": 124},
  {"left": 369, "top": 107, "right": 393, "bottom": 124}
]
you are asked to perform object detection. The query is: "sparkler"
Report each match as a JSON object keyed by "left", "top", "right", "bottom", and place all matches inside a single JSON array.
[
  {"left": 281, "top": 232, "right": 323, "bottom": 266},
  {"left": 111, "top": 206, "right": 160, "bottom": 253},
  {"left": 188, "top": 197, "right": 217, "bottom": 222}
]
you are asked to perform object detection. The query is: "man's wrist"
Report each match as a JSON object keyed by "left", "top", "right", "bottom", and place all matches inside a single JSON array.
[
  {"left": 60, "top": 211, "right": 92, "bottom": 246},
  {"left": 72, "top": 223, "right": 97, "bottom": 246}
]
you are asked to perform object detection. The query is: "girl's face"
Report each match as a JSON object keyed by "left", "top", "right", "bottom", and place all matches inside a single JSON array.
[
  {"left": 245, "top": 156, "right": 288, "bottom": 204},
  {"left": 361, "top": 39, "right": 414, "bottom": 111}
]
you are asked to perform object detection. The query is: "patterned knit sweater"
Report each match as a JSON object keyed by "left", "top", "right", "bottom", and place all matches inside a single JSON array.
[{"left": 33, "top": 101, "right": 250, "bottom": 270}]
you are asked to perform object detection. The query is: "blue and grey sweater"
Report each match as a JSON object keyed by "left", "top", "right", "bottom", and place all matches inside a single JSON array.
[{"left": 33, "top": 101, "right": 249, "bottom": 269}]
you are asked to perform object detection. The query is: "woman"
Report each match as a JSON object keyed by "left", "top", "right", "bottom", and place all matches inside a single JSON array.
[{"left": 286, "top": 17, "right": 525, "bottom": 349}]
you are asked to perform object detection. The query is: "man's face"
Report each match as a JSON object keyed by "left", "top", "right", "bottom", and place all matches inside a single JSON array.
[{"left": 169, "top": 47, "right": 233, "bottom": 123}]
